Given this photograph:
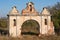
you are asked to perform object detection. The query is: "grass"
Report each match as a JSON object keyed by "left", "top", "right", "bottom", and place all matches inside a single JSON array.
[{"left": 0, "top": 35, "right": 60, "bottom": 40}]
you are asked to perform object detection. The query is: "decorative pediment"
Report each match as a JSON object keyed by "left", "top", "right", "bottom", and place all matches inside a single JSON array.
[{"left": 22, "top": 2, "right": 38, "bottom": 15}]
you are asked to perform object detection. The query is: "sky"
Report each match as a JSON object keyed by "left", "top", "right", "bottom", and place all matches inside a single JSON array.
[{"left": 0, "top": 0, "right": 60, "bottom": 17}]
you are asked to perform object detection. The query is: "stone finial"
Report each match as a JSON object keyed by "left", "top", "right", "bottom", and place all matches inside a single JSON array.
[
  {"left": 26, "top": 2, "right": 34, "bottom": 5},
  {"left": 43, "top": 7, "right": 47, "bottom": 10},
  {"left": 11, "top": 6, "right": 18, "bottom": 13},
  {"left": 12, "top": 6, "right": 16, "bottom": 9}
]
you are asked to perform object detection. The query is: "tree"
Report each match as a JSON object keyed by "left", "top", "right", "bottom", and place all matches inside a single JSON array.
[
  {"left": 0, "top": 17, "right": 7, "bottom": 28},
  {"left": 48, "top": 2, "right": 60, "bottom": 29}
]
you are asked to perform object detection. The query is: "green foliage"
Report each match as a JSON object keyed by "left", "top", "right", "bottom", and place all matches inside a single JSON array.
[
  {"left": 48, "top": 2, "right": 60, "bottom": 29},
  {"left": 0, "top": 18, "right": 7, "bottom": 28},
  {"left": 52, "top": 10, "right": 60, "bottom": 29}
]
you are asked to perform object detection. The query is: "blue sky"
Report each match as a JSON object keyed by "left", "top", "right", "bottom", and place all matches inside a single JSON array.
[{"left": 0, "top": 0, "right": 60, "bottom": 17}]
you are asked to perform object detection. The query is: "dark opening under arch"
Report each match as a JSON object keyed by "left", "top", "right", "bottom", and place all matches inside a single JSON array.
[{"left": 21, "top": 19, "right": 40, "bottom": 36}]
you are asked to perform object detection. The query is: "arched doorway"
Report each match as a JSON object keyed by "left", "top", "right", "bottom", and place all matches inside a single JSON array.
[{"left": 21, "top": 19, "right": 40, "bottom": 36}]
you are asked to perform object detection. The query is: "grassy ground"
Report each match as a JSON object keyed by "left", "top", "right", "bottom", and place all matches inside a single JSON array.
[{"left": 0, "top": 35, "right": 60, "bottom": 40}]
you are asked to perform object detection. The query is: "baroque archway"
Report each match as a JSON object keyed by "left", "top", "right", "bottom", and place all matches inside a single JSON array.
[{"left": 21, "top": 19, "right": 40, "bottom": 35}]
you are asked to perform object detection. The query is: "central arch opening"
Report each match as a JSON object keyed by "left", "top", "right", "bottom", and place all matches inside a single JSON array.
[{"left": 21, "top": 20, "right": 40, "bottom": 36}]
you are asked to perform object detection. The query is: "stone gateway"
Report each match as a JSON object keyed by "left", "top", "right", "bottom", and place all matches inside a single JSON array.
[{"left": 7, "top": 2, "right": 55, "bottom": 37}]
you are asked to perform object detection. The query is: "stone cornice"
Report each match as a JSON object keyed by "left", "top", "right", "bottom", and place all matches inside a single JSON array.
[{"left": 7, "top": 14, "right": 51, "bottom": 16}]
